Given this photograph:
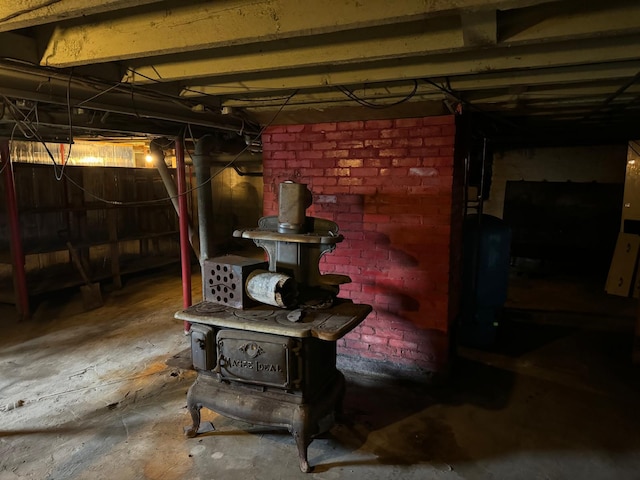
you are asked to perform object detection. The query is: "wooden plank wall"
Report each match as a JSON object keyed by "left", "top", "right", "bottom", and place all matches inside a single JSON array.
[
  {"left": 0, "top": 164, "right": 180, "bottom": 300},
  {"left": 0, "top": 161, "right": 264, "bottom": 303}
]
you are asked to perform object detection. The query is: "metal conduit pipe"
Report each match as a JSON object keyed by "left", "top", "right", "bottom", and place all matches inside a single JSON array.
[
  {"left": 0, "top": 60, "right": 256, "bottom": 135},
  {"left": 192, "top": 134, "right": 219, "bottom": 266},
  {"left": 150, "top": 139, "right": 200, "bottom": 259},
  {"left": 175, "top": 138, "right": 193, "bottom": 333}
]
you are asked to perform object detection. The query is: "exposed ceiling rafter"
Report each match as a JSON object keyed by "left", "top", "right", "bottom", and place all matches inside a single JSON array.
[{"left": 0, "top": 0, "right": 637, "bottom": 143}]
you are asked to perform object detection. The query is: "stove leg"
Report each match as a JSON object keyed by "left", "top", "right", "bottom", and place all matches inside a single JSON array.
[
  {"left": 185, "top": 386, "right": 202, "bottom": 438},
  {"left": 186, "top": 404, "right": 202, "bottom": 438},
  {"left": 292, "top": 408, "right": 313, "bottom": 473}
]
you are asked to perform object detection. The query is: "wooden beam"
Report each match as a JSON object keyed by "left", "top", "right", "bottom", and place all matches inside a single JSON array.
[
  {"left": 125, "top": 2, "right": 640, "bottom": 85},
  {"left": 0, "top": 0, "right": 165, "bottom": 32},
  {"left": 126, "top": 17, "right": 464, "bottom": 85},
  {"left": 179, "top": 35, "right": 640, "bottom": 96},
  {"left": 461, "top": 10, "right": 497, "bottom": 46},
  {"left": 0, "top": 32, "right": 39, "bottom": 64},
  {"left": 243, "top": 84, "right": 633, "bottom": 118},
  {"left": 243, "top": 99, "right": 449, "bottom": 125},
  {"left": 464, "top": 83, "right": 640, "bottom": 103},
  {"left": 40, "top": 0, "right": 560, "bottom": 67},
  {"left": 501, "top": 1, "right": 640, "bottom": 43},
  {"left": 221, "top": 83, "right": 441, "bottom": 107},
  {"left": 445, "top": 61, "right": 640, "bottom": 92}
]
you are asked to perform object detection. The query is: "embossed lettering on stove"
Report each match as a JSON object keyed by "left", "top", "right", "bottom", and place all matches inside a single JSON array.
[{"left": 227, "top": 358, "right": 283, "bottom": 373}]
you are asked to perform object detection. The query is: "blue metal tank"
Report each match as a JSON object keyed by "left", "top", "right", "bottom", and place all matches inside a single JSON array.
[{"left": 458, "top": 214, "right": 512, "bottom": 348}]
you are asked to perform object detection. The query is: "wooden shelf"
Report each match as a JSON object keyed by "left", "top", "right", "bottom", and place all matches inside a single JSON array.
[
  {"left": 0, "top": 231, "right": 179, "bottom": 261},
  {"left": 0, "top": 163, "right": 184, "bottom": 299},
  {"left": 16, "top": 201, "right": 173, "bottom": 214},
  {"left": 0, "top": 255, "right": 180, "bottom": 302}
]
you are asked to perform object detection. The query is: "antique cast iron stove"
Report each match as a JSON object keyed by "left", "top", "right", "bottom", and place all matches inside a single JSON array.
[{"left": 175, "top": 182, "right": 371, "bottom": 473}]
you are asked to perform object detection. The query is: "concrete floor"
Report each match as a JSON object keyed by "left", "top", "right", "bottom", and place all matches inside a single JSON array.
[{"left": 2, "top": 267, "right": 640, "bottom": 480}]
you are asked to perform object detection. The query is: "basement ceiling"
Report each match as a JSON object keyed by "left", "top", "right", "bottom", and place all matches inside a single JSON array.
[{"left": 1, "top": 0, "right": 640, "bottom": 145}]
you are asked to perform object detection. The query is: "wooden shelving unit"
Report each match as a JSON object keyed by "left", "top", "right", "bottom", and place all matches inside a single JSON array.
[{"left": 0, "top": 163, "right": 181, "bottom": 303}]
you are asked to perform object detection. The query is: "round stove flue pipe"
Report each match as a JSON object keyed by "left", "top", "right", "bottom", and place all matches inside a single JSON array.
[{"left": 192, "top": 134, "right": 219, "bottom": 266}]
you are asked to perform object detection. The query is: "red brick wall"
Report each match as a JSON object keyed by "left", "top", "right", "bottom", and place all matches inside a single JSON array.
[{"left": 262, "top": 116, "right": 462, "bottom": 376}]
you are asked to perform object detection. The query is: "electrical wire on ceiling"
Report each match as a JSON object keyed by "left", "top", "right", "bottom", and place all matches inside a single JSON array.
[
  {"left": 0, "top": 58, "right": 254, "bottom": 134},
  {"left": 335, "top": 80, "right": 418, "bottom": 109},
  {"left": 421, "top": 77, "right": 527, "bottom": 137},
  {"left": 181, "top": 124, "right": 263, "bottom": 178},
  {"left": 61, "top": 69, "right": 74, "bottom": 181},
  {"left": 74, "top": 81, "right": 123, "bottom": 107},
  {"left": 127, "top": 65, "right": 300, "bottom": 101},
  {"left": 1, "top": 102, "right": 40, "bottom": 176},
  {"left": 170, "top": 89, "right": 297, "bottom": 196},
  {"left": 124, "top": 69, "right": 262, "bottom": 134},
  {"left": 181, "top": 85, "right": 299, "bottom": 102},
  {"left": 2, "top": 94, "right": 68, "bottom": 179},
  {"left": 2, "top": 90, "right": 298, "bottom": 206},
  {"left": 581, "top": 70, "right": 640, "bottom": 122},
  {"left": 125, "top": 67, "right": 263, "bottom": 117}
]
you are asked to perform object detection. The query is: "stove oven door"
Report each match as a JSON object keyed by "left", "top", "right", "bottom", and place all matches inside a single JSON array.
[{"left": 216, "top": 329, "right": 301, "bottom": 390}]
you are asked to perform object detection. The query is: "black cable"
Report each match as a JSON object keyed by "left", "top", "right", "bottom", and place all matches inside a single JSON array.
[
  {"left": 30, "top": 90, "right": 297, "bottom": 206},
  {"left": 170, "top": 89, "right": 297, "bottom": 200},
  {"left": 126, "top": 68, "right": 261, "bottom": 134},
  {"left": 75, "top": 81, "right": 123, "bottom": 107},
  {"left": 130, "top": 82, "right": 140, "bottom": 118},
  {"left": 57, "top": 69, "right": 74, "bottom": 181},
  {"left": 2, "top": 95, "right": 62, "bottom": 176},
  {"left": 127, "top": 65, "right": 305, "bottom": 134},
  {"left": 335, "top": 81, "right": 418, "bottom": 109},
  {"left": 422, "top": 77, "right": 526, "bottom": 135},
  {"left": 0, "top": 103, "right": 38, "bottom": 176},
  {"left": 128, "top": 66, "right": 296, "bottom": 96},
  {"left": 2, "top": 81, "right": 295, "bottom": 204}
]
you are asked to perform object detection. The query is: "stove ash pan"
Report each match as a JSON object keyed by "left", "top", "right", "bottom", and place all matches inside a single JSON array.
[{"left": 191, "top": 323, "right": 337, "bottom": 398}]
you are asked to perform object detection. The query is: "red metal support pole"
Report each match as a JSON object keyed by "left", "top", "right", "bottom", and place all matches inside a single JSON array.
[
  {"left": 1, "top": 140, "right": 29, "bottom": 320},
  {"left": 175, "top": 138, "right": 192, "bottom": 333}
]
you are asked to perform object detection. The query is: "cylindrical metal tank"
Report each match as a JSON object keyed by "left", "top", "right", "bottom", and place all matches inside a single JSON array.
[{"left": 459, "top": 214, "right": 512, "bottom": 348}]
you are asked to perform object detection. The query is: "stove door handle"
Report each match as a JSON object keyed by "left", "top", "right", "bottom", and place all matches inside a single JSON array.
[{"left": 216, "top": 356, "right": 226, "bottom": 373}]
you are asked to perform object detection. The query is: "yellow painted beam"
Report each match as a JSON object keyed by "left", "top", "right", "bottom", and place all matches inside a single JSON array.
[
  {"left": 126, "top": 2, "right": 640, "bottom": 85},
  {"left": 0, "top": 0, "right": 164, "bottom": 32},
  {"left": 501, "top": 1, "right": 640, "bottom": 43},
  {"left": 222, "top": 84, "right": 442, "bottom": 107},
  {"left": 126, "top": 17, "right": 463, "bottom": 84},
  {"left": 464, "top": 84, "right": 640, "bottom": 103},
  {"left": 0, "top": 32, "right": 39, "bottom": 64},
  {"left": 230, "top": 84, "right": 640, "bottom": 115},
  {"left": 179, "top": 35, "right": 640, "bottom": 96},
  {"left": 445, "top": 61, "right": 640, "bottom": 91},
  {"left": 461, "top": 10, "right": 497, "bottom": 46},
  {"left": 41, "top": 0, "right": 559, "bottom": 67},
  {"left": 124, "top": 3, "right": 640, "bottom": 86}
]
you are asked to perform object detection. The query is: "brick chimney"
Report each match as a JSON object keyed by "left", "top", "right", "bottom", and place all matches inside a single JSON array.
[{"left": 262, "top": 115, "right": 463, "bottom": 381}]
